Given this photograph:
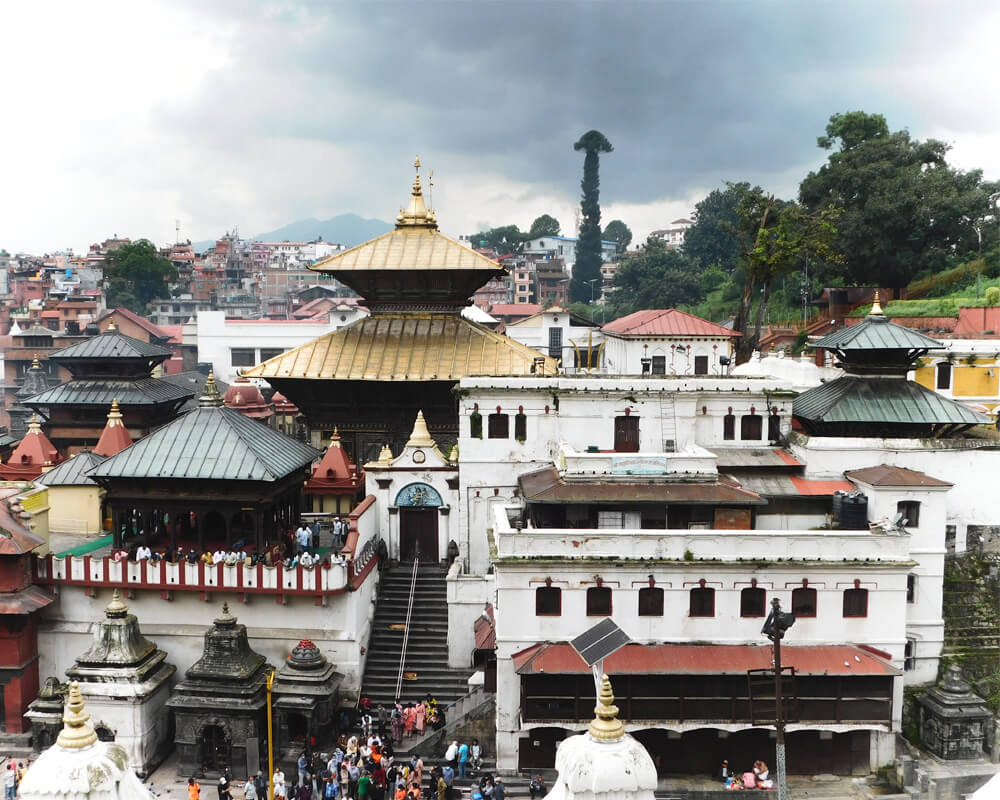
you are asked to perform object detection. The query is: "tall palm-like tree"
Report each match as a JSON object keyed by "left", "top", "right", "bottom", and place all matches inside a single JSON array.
[{"left": 571, "top": 130, "right": 614, "bottom": 303}]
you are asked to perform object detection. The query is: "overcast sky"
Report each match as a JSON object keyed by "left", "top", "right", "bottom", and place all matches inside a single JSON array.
[{"left": 4, "top": 0, "right": 1000, "bottom": 254}]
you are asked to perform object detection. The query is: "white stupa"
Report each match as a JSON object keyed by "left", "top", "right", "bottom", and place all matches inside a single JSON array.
[
  {"left": 18, "top": 681, "right": 153, "bottom": 800},
  {"left": 544, "top": 675, "right": 658, "bottom": 800}
]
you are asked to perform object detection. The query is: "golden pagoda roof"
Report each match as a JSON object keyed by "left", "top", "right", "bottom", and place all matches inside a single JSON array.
[
  {"left": 243, "top": 313, "right": 558, "bottom": 381},
  {"left": 310, "top": 158, "right": 503, "bottom": 274}
]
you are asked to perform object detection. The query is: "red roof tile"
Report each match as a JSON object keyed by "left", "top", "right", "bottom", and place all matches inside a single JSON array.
[
  {"left": 488, "top": 304, "right": 543, "bottom": 317},
  {"left": 789, "top": 476, "right": 855, "bottom": 495},
  {"left": 474, "top": 605, "right": 495, "bottom": 651},
  {"left": 602, "top": 308, "right": 740, "bottom": 337},
  {"left": 512, "top": 642, "right": 899, "bottom": 676},
  {"left": 94, "top": 401, "right": 133, "bottom": 458},
  {"left": 306, "top": 430, "right": 361, "bottom": 493},
  {"left": 0, "top": 419, "right": 62, "bottom": 480}
]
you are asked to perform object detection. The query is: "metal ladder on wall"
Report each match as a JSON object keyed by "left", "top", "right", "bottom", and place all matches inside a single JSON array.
[{"left": 659, "top": 390, "right": 677, "bottom": 452}]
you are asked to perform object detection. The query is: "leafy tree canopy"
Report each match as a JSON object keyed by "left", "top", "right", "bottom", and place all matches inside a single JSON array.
[
  {"left": 683, "top": 183, "right": 747, "bottom": 273},
  {"left": 571, "top": 129, "right": 614, "bottom": 303},
  {"left": 528, "top": 214, "right": 561, "bottom": 238},
  {"left": 469, "top": 224, "right": 525, "bottom": 255},
  {"left": 103, "top": 239, "right": 178, "bottom": 313},
  {"left": 605, "top": 238, "right": 705, "bottom": 317},
  {"left": 602, "top": 219, "right": 632, "bottom": 253},
  {"left": 800, "top": 110, "right": 996, "bottom": 289}
]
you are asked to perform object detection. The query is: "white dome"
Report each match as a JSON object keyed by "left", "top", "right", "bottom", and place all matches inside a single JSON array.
[
  {"left": 543, "top": 676, "right": 657, "bottom": 800},
  {"left": 19, "top": 682, "right": 152, "bottom": 800}
]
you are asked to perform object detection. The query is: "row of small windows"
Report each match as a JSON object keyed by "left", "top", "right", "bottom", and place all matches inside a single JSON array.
[
  {"left": 470, "top": 407, "right": 528, "bottom": 441},
  {"left": 722, "top": 408, "right": 781, "bottom": 441},
  {"left": 535, "top": 585, "right": 870, "bottom": 618}
]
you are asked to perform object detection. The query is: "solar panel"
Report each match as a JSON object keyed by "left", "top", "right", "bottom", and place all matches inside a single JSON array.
[{"left": 570, "top": 618, "right": 631, "bottom": 667}]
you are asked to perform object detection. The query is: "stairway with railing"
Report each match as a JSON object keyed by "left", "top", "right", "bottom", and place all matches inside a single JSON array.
[{"left": 361, "top": 560, "right": 474, "bottom": 707}]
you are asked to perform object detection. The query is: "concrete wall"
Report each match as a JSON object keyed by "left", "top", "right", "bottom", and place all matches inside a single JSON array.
[
  {"left": 46, "top": 484, "right": 104, "bottom": 535},
  {"left": 446, "top": 561, "right": 494, "bottom": 668},
  {"left": 602, "top": 334, "right": 736, "bottom": 377}
]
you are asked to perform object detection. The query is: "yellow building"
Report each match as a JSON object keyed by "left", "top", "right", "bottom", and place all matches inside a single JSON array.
[
  {"left": 35, "top": 451, "right": 106, "bottom": 537},
  {"left": 911, "top": 342, "right": 1000, "bottom": 419}
]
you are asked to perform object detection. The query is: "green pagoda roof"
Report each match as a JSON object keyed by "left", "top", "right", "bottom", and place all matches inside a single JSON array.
[
  {"left": 813, "top": 313, "right": 942, "bottom": 352},
  {"left": 88, "top": 404, "right": 320, "bottom": 483},
  {"left": 49, "top": 329, "right": 173, "bottom": 362},
  {"left": 793, "top": 376, "right": 989, "bottom": 431},
  {"left": 24, "top": 378, "right": 193, "bottom": 407},
  {"left": 36, "top": 450, "right": 107, "bottom": 487}
]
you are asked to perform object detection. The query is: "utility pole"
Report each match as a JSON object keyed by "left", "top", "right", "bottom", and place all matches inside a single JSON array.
[
  {"left": 763, "top": 597, "right": 795, "bottom": 800},
  {"left": 266, "top": 668, "right": 276, "bottom": 800}
]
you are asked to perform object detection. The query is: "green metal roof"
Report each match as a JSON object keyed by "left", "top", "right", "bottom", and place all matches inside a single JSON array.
[
  {"left": 793, "top": 376, "right": 989, "bottom": 425},
  {"left": 88, "top": 406, "right": 321, "bottom": 482},
  {"left": 36, "top": 450, "right": 107, "bottom": 487},
  {"left": 24, "top": 378, "right": 193, "bottom": 407},
  {"left": 813, "top": 315, "right": 942, "bottom": 351},
  {"left": 50, "top": 330, "right": 172, "bottom": 361}
]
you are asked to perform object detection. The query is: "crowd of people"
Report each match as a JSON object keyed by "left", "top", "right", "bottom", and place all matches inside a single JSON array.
[
  {"left": 110, "top": 545, "right": 350, "bottom": 569},
  {"left": 4, "top": 760, "right": 25, "bottom": 800}
]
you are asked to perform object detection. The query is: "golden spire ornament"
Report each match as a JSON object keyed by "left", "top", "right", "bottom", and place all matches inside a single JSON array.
[
  {"left": 588, "top": 674, "right": 625, "bottom": 742},
  {"left": 56, "top": 681, "right": 98, "bottom": 749},
  {"left": 870, "top": 291, "right": 884, "bottom": 316}
]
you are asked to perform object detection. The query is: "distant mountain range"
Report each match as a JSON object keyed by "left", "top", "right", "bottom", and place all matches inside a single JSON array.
[{"left": 191, "top": 213, "right": 392, "bottom": 252}]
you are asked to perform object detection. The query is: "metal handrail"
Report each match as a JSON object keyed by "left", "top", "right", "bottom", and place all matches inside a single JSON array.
[{"left": 394, "top": 557, "right": 419, "bottom": 701}]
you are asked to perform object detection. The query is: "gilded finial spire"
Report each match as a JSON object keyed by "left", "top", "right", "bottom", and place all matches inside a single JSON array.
[
  {"left": 57, "top": 681, "right": 98, "bottom": 749},
  {"left": 331, "top": 427, "right": 341, "bottom": 448},
  {"left": 870, "top": 291, "right": 884, "bottom": 316},
  {"left": 406, "top": 410, "right": 436, "bottom": 448},
  {"left": 31, "top": 354, "right": 40, "bottom": 369},
  {"left": 199, "top": 371, "right": 224, "bottom": 407},
  {"left": 376, "top": 444, "right": 394, "bottom": 465},
  {"left": 396, "top": 158, "right": 438, "bottom": 229},
  {"left": 106, "top": 319, "right": 116, "bottom": 332},
  {"left": 588, "top": 674, "right": 625, "bottom": 742},
  {"left": 107, "top": 398, "right": 123, "bottom": 425},
  {"left": 27, "top": 414, "right": 42, "bottom": 435},
  {"left": 106, "top": 587, "right": 128, "bottom": 618}
]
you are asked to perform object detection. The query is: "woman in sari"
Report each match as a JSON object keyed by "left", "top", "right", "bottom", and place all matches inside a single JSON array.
[
  {"left": 403, "top": 705, "right": 416, "bottom": 737},
  {"left": 414, "top": 702, "right": 426, "bottom": 737}
]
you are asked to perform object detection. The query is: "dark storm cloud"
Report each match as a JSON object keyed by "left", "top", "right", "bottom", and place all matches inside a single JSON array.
[{"left": 161, "top": 0, "right": 982, "bottom": 206}]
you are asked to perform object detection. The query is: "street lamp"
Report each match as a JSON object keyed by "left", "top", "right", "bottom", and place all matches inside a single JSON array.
[
  {"left": 762, "top": 598, "right": 795, "bottom": 800},
  {"left": 588, "top": 278, "right": 599, "bottom": 304}
]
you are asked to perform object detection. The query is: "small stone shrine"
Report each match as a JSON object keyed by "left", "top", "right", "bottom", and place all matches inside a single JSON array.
[
  {"left": 64, "top": 590, "right": 176, "bottom": 777},
  {"left": 918, "top": 664, "right": 992, "bottom": 760},
  {"left": 167, "top": 603, "right": 273, "bottom": 777},
  {"left": 19, "top": 682, "right": 154, "bottom": 800},
  {"left": 25, "top": 677, "right": 65, "bottom": 753},
  {"left": 273, "top": 639, "right": 343, "bottom": 771}
]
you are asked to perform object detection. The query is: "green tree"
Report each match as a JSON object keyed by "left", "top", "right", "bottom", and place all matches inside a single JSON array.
[
  {"left": 605, "top": 239, "right": 704, "bottom": 317},
  {"left": 602, "top": 220, "right": 632, "bottom": 254},
  {"left": 730, "top": 184, "right": 842, "bottom": 361},
  {"left": 528, "top": 214, "right": 561, "bottom": 238},
  {"left": 103, "top": 239, "right": 178, "bottom": 313},
  {"left": 571, "top": 130, "right": 614, "bottom": 303},
  {"left": 469, "top": 225, "right": 525, "bottom": 255},
  {"left": 684, "top": 183, "right": 747, "bottom": 273},
  {"left": 800, "top": 111, "right": 996, "bottom": 290}
]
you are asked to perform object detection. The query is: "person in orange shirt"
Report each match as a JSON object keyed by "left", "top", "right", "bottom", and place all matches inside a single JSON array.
[{"left": 188, "top": 778, "right": 202, "bottom": 800}]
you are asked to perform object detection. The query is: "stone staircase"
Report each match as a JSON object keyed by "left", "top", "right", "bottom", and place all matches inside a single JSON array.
[{"left": 362, "top": 562, "right": 473, "bottom": 707}]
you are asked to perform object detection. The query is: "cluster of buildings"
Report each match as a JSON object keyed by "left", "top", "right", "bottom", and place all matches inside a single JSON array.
[{"left": 3, "top": 165, "right": 1000, "bottom": 800}]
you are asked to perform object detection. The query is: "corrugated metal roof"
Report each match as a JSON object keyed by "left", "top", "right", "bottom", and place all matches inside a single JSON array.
[
  {"left": 36, "top": 450, "right": 107, "bottom": 486},
  {"left": 312, "top": 227, "right": 503, "bottom": 272},
  {"left": 474, "top": 605, "right": 495, "bottom": 651},
  {"left": 709, "top": 448, "right": 802, "bottom": 468},
  {"left": 512, "top": 642, "right": 899, "bottom": 676},
  {"left": 845, "top": 464, "right": 953, "bottom": 488},
  {"left": 88, "top": 406, "right": 321, "bottom": 482},
  {"left": 24, "top": 378, "right": 193, "bottom": 407},
  {"left": 814, "top": 316, "right": 941, "bottom": 351},
  {"left": 50, "top": 330, "right": 173, "bottom": 360},
  {"left": 603, "top": 309, "right": 740, "bottom": 338},
  {"left": 793, "top": 377, "right": 990, "bottom": 425},
  {"left": 518, "top": 466, "right": 765, "bottom": 505},
  {"left": 242, "top": 314, "right": 558, "bottom": 380},
  {"left": 726, "top": 471, "right": 854, "bottom": 497}
]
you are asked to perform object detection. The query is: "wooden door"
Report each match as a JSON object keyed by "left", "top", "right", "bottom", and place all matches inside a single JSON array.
[
  {"left": 614, "top": 416, "right": 640, "bottom": 452},
  {"left": 400, "top": 507, "right": 439, "bottom": 562}
]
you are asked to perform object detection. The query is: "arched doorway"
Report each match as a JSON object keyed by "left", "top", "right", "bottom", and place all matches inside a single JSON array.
[
  {"left": 200, "top": 724, "right": 231, "bottom": 772},
  {"left": 203, "top": 511, "right": 227, "bottom": 548},
  {"left": 395, "top": 483, "right": 443, "bottom": 562}
]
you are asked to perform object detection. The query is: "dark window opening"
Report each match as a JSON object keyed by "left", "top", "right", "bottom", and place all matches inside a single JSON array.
[
  {"left": 488, "top": 413, "right": 509, "bottom": 439},
  {"left": 259, "top": 348, "right": 284, "bottom": 361},
  {"left": 723, "top": 414, "right": 736, "bottom": 440},
  {"left": 231, "top": 348, "right": 255, "bottom": 367},
  {"left": 791, "top": 587, "right": 817, "bottom": 617},
  {"left": 904, "top": 639, "right": 916, "bottom": 671},
  {"left": 535, "top": 587, "right": 561, "bottom": 616},
  {"left": 637, "top": 587, "right": 664, "bottom": 616},
  {"left": 586, "top": 586, "right": 612, "bottom": 616},
  {"left": 768, "top": 413, "right": 781, "bottom": 441},
  {"left": 614, "top": 416, "right": 640, "bottom": 452},
  {"left": 740, "top": 587, "right": 766, "bottom": 617},
  {"left": 548, "top": 327, "right": 563, "bottom": 358},
  {"left": 694, "top": 355, "right": 709, "bottom": 375},
  {"left": 689, "top": 587, "right": 715, "bottom": 617},
  {"left": 469, "top": 411, "right": 483, "bottom": 439},
  {"left": 907, "top": 574, "right": 916, "bottom": 604},
  {"left": 843, "top": 588, "right": 868, "bottom": 617},
  {"left": 945, "top": 525, "right": 956, "bottom": 554},
  {"left": 514, "top": 413, "right": 527, "bottom": 442},
  {"left": 897, "top": 501, "right": 920, "bottom": 528},
  {"left": 936, "top": 362, "right": 951, "bottom": 390},
  {"left": 741, "top": 414, "right": 762, "bottom": 440},
  {"left": 651, "top": 356, "right": 666, "bottom": 375}
]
